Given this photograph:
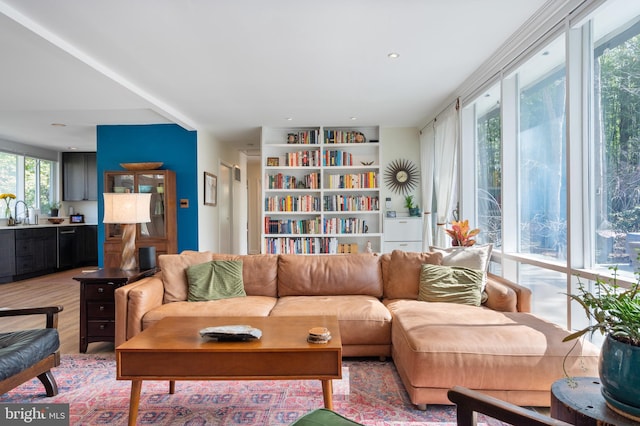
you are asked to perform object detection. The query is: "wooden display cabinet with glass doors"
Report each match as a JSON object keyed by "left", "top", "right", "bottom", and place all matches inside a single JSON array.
[{"left": 103, "top": 170, "right": 177, "bottom": 269}]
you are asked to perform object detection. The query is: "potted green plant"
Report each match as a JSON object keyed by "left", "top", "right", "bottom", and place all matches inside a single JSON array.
[
  {"left": 50, "top": 201, "right": 61, "bottom": 217},
  {"left": 404, "top": 195, "right": 420, "bottom": 217},
  {"left": 564, "top": 267, "right": 640, "bottom": 419}
]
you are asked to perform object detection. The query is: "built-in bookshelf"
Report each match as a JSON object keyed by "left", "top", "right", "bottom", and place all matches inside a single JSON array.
[{"left": 262, "top": 126, "right": 382, "bottom": 254}]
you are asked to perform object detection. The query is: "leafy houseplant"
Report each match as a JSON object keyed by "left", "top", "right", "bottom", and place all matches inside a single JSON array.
[
  {"left": 404, "top": 195, "right": 420, "bottom": 217},
  {"left": 445, "top": 220, "right": 480, "bottom": 247},
  {"left": 50, "top": 201, "right": 61, "bottom": 217},
  {"left": 564, "top": 268, "right": 640, "bottom": 417}
]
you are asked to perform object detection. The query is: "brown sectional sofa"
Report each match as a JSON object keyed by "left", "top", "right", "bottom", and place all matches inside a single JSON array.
[{"left": 114, "top": 249, "right": 600, "bottom": 408}]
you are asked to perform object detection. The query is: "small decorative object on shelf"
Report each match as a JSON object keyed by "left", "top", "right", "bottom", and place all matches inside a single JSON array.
[
  {"left": 445, "top": 220, "right": 480, "bottom": 247},
  {"left": 267, "top": 157, "right": 279, "bottom": 166}
]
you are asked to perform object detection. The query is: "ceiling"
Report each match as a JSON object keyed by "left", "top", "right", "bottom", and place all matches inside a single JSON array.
[{"left": 0, "top": 0, "right": 548, "bottom": 155}]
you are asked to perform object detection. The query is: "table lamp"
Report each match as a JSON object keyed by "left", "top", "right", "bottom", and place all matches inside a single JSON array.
[{"left": 103, "top": 193, "right": 151, "bottom": 270}]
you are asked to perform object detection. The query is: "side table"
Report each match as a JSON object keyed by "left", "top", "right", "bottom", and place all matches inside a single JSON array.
[
  {"left": 551, "top": 377, "right": 637, "bottom": 426},
  {"left": 74, "top": 268, "right": 156, "bottom": 353}
]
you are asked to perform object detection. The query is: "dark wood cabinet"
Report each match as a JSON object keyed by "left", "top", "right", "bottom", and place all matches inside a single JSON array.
[
  {"left": 14, "top": 228, "right": 57, "bottom": 279},
  {"left": 63, "top": 152, "right": 97, "bottom": 201},
  {"left": 103, "top": 169, "right": 177, "bottom": 269},
  {"left": 0, "top": 229, "right": 15, "bottom": 283},
  {"left": 57, "top": 225, "right": 98, "bottom": 270},
  {"left": 74, "top": 268, "right": 156, "bottom": 352}
]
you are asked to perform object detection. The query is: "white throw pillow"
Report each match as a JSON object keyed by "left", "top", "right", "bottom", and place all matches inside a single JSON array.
[{"left": 429, "top": 244, "right": 493, "bottom": 290}]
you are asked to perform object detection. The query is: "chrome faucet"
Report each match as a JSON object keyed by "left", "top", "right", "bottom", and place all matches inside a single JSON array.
[{"left": 14, "top": 200, "right": 28, "bottom": 225}]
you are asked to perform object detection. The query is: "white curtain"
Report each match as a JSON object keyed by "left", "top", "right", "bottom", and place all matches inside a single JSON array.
[
  {"left": 433, "top": 101, "right": 460, "bottom": 247},
  {"left": 419, "top": 124, "right": 435, "bottom": 250}
]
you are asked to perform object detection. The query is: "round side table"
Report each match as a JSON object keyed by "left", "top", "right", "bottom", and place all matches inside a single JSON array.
[{"left": 550, "top": 377, "right": 638, "bottom": 426}]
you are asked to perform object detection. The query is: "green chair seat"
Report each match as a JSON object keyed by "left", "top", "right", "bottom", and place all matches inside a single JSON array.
[{"left": 291, "top": 408, "right": 363, "bottom": 425}]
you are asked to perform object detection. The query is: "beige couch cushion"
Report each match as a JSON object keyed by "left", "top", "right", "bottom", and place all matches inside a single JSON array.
[
  {"left": 277, "top": 253, "right": 383, "bottom": 297},
  {"left": 160, "top": 251, "right": 213, "bottom": 303},
  {"left": 270, "top": 295, "right": 392, "bottom": 346},
  {"left": 159, "top": 252, "right": 279, "bottom": 303},
  {"left": 382, "top": 250, "right": 443, "bottom": 300},
  {"left": 142, "top": 296, "right": 277, "bottom": 331}
]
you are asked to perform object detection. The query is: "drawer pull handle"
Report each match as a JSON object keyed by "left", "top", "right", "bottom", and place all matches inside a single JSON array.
[
  {"left": 106, "top": 281, "right": 115, "bottom": 286},
  {"left": 99, "top": 324, "right": 106, "bottom": 330},
  {"left": 99, "top": 306, "right": 105, "bottom": 311},
  {"left": 399, "top": 221, "right": 408, "bottom": 223},
  {"left": 97, "top": 287, "right": 104, "bottom": 293},
  {"left": 399, "top": 243, "right": 408, "bottom": 246}
]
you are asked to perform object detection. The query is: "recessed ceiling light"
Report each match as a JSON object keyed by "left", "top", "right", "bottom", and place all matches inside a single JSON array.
[
  {"left": 51, "top": 123, "right": 66, "bottom": 127},
  {"left": 387, "top": 52, "right": 400, "bottom": 59},
  {"left": 350, "top": 117, "right": 357, "bottom": 121},
  {"left": 67, "top": 147, "right": 78, "bottom": 150},
  {"left": 542, "top": 51, "right": 550, "bottom": 56},
  {"left": 285, "top": 117, "right": 293, "bottom": 121}
]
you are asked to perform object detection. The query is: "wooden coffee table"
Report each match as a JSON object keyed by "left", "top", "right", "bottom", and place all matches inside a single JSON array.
[{"left": 116, "top": 315, "right": 342, "bottom": 426}]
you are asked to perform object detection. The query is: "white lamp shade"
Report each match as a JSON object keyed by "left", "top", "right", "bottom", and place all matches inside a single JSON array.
[{"left": 103, "top": 193, "right": 151, "bottom": 224}]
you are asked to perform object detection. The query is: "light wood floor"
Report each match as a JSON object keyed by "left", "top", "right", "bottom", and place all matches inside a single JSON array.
[{"left": 0, "top": 267, "right": 113, "bottom": 355}]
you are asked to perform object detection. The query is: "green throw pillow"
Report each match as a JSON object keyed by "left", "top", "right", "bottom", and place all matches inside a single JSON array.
[
  {"left": 418, "top": 263, "right": 484, "bottom": 306},
  {"left": 187, "top": 260, "right": 246, "bottom": 301}
]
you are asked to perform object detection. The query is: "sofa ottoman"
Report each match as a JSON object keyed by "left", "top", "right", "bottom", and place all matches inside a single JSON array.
[{"left": 386, "top": 299, "right": 600, "bottom": 408}]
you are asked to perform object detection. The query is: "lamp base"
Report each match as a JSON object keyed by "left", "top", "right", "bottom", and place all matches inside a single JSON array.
[{"left": 120, "top": 223, "right": 137, "bottom": 270}]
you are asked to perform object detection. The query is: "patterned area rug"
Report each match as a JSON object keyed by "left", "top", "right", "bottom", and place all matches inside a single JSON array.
[{"left": 1, "top": 354, "right": 507, "bottom": 425}]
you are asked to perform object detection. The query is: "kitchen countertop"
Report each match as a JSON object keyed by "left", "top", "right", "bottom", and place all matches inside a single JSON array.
[{"left": 0, "top": 221, "right": 98, "bottom": 230}]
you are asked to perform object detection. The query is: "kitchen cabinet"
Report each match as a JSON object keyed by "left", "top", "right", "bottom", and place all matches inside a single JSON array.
[
  {"left": 14, "top": 228, "right": 57, "bottom": 278},
  {"left": 63, "top": 152, "right": 97, "bottom": 201},
  {"left": 0, "top": 229, "right": 15, "bottom": 283},
  {"left": 103, "top": 169, "right": 177, "bottom": 268},
  {"left": 58, "top": 225, "right": 98, "bottom": 270}
]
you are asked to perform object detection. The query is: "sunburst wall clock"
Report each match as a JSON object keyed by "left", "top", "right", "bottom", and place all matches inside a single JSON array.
[{"left": 384, "top": 158, "right": 419, "bottom": 195}]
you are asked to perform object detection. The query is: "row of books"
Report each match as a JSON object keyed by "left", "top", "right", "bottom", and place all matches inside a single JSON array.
[
  {"left": 285, "top": 150, "right": 321, "bottom": 167},
  {"left": 264, "top": 217, "right": 321, "bottom": 234},
  {"left": 264, "top": 195, "right": 321, "bottom": 212},
  {"left": 323, "top": 217, "right": 369, "bottom": 234},
  {"left": 323, "top": 195, "right": 379, "bottom": 212},
  {"left": 264, "top": 237, "right": 339, "bottom": 254},
  {"left": 326, "top": 172, "right": 378, "bottom": 189},
  {"left": 267, "top": 173, "right": 320, "bottom": 190},
  {"left": 324, "top": 130, "right": 366, "bottom": 144},
  {"left": 286, "top": 130, "right": 320, "bottom": 145},
  {"left": 323, "top": 150, "right": 353, "bottom": 166}
]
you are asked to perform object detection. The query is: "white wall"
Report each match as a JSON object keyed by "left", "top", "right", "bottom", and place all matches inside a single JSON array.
[
  {"left": 197, "top": 130, "right": 249, "bottom": 254},
  {"left": 380, "top": 127, "right": 421, "bottom": 215}
]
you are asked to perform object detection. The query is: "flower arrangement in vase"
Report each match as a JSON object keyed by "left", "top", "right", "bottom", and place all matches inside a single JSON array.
[
  {"left": 445, "top": 220, "right": 480, "bottom": 247},
  {"left": 0, "top": 193, "right": 16, "bottom": 225}
]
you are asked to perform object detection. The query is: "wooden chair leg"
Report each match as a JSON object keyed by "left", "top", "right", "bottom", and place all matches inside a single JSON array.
[{"left": 37, "top": 370, "right": 59, "bottom": 397}]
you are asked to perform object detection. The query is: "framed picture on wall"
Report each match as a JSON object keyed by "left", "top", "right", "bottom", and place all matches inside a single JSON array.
[{"left": 204, "top": 172, "right": 217, "bottom": 206}]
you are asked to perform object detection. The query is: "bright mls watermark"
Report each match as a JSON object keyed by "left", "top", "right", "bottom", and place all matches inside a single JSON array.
[{"left": 1, "top": 404, "right": 69, "bottom": 425}]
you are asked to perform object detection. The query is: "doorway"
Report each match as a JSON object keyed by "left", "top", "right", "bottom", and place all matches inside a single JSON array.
[{"left": 219, "top": 163, "right": 233, "bottom": 253}]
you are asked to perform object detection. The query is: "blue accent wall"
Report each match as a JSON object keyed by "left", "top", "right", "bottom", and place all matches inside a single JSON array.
[{"left": 96, "top": 124, "right": 198, "bottom": 266}]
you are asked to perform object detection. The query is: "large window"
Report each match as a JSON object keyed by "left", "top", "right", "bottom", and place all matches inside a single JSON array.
[
  {"left": 593, "top": 12, "right": 640, "bottom": 274},
  {"left": 462, "top": 1, "right": 640, "bottom": 334},
  {"left": 0, "top": 151, "right": 57, "bottom": 219},
  {"left": 475, "top": 83, "right": 502, "bottom": 248},
  {"left": 516, "top": 36, "right": 567, "bottom": 261}
]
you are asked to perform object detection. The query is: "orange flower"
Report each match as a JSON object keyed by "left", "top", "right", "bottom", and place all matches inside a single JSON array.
[{"left": 445, "top": 220, "right": 480, "bottom": 247}]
